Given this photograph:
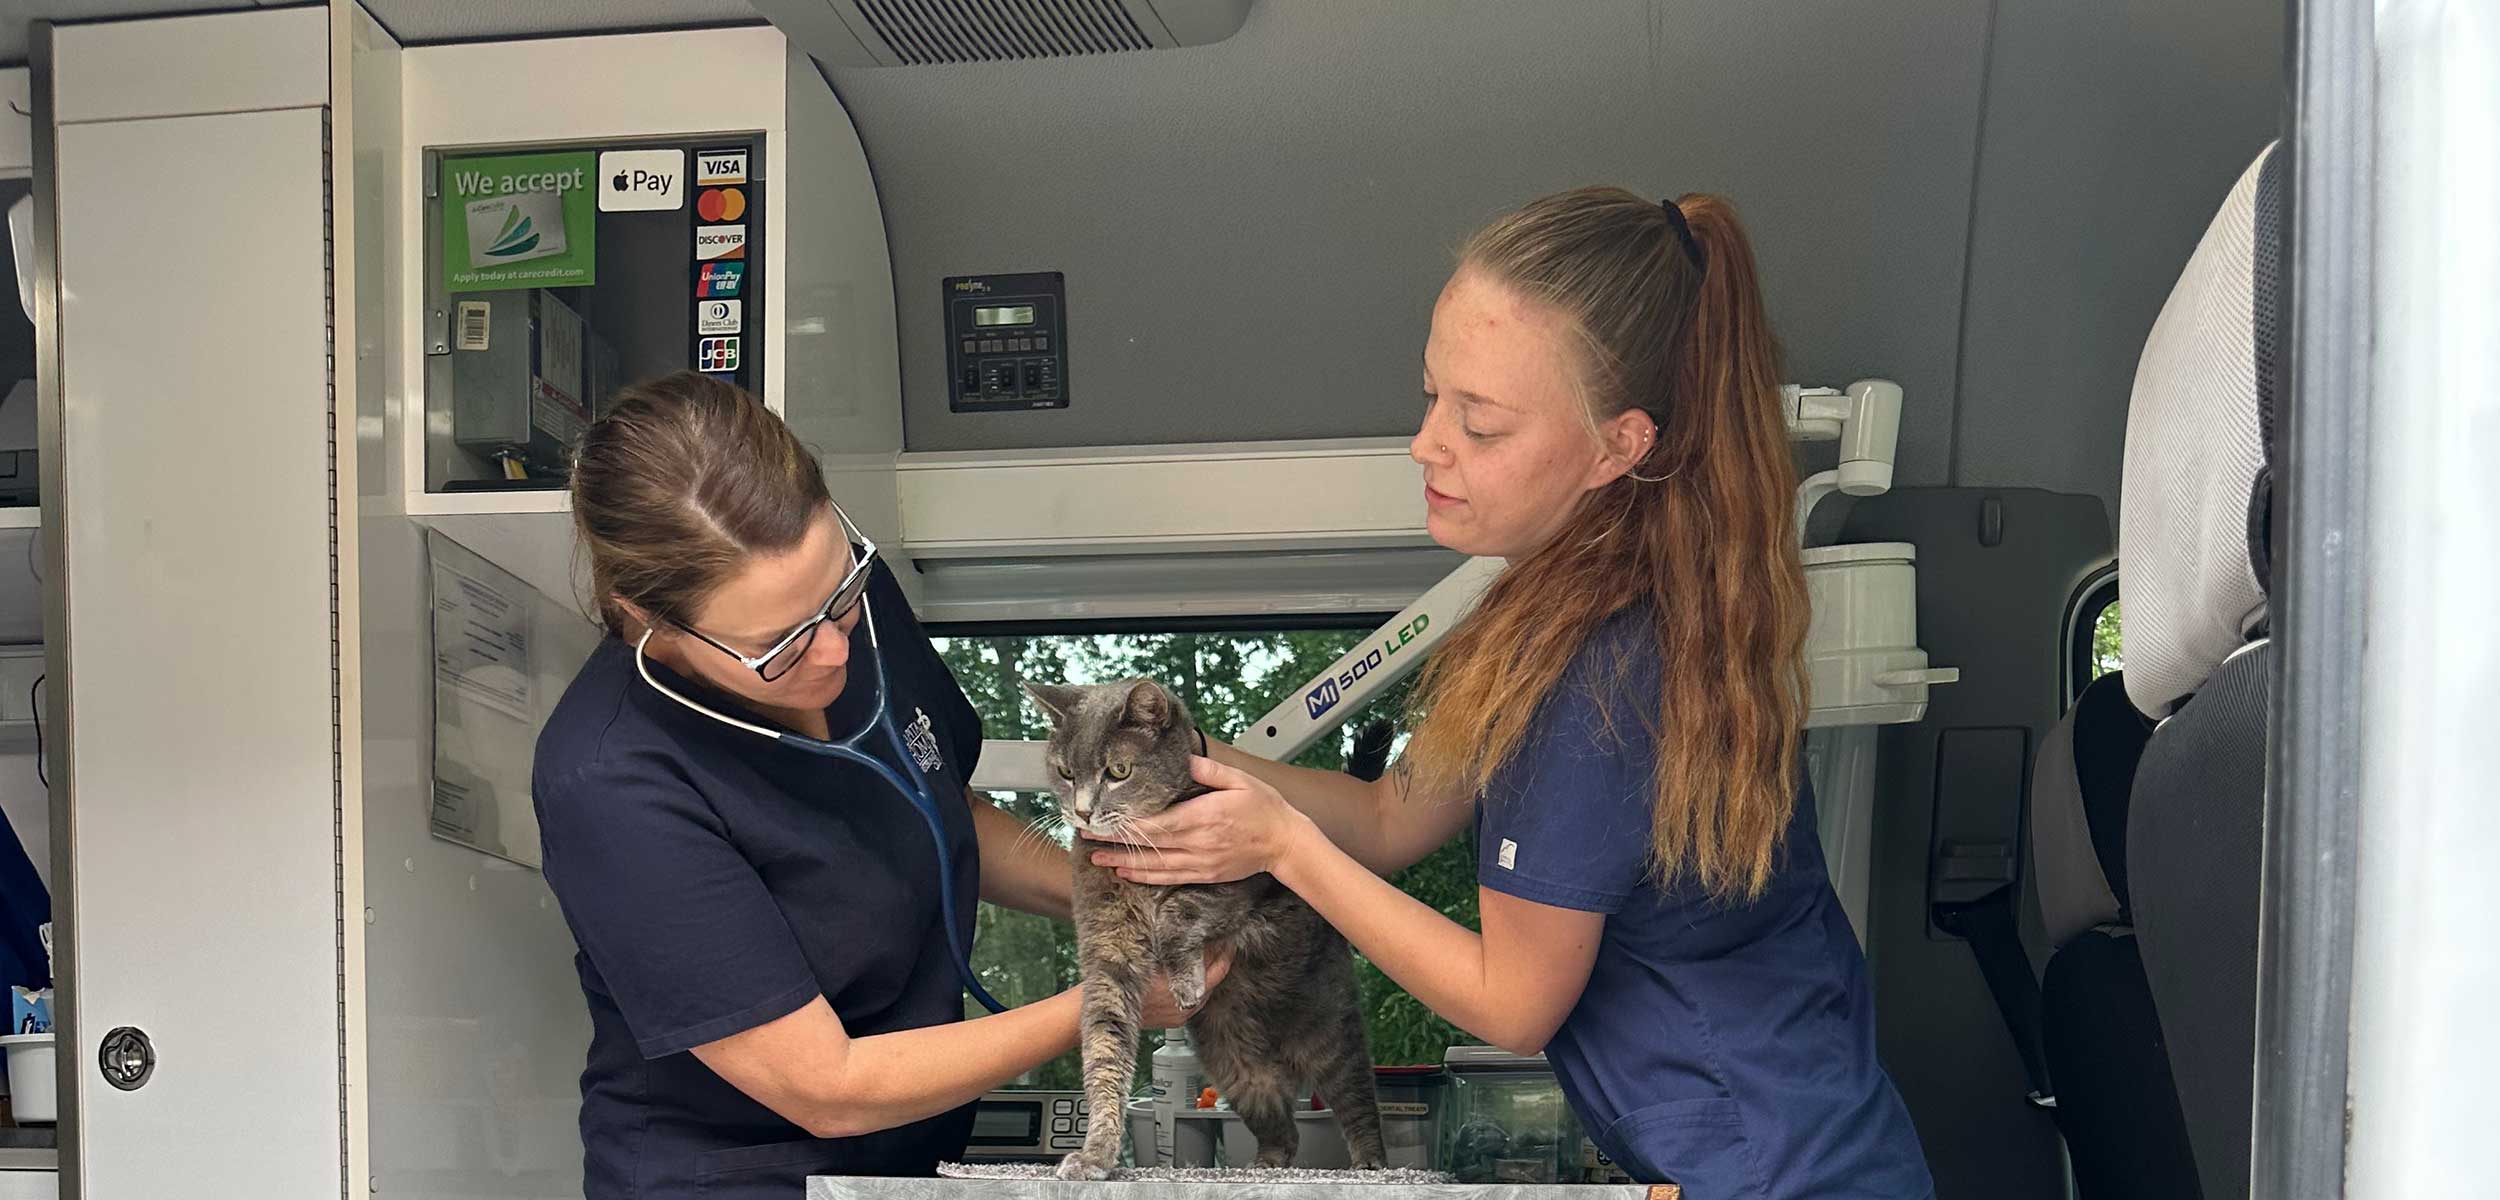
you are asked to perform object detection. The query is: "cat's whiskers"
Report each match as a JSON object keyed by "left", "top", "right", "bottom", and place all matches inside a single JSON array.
[
  {"left": 1014, "top": 811, "right": 1068, "bottom": 855},
  {"left": 1106, "top": 812, "right": 1174, "bottom": 868}
]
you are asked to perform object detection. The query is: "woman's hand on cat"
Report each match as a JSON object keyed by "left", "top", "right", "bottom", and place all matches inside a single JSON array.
[
  {"left": 1138, "top": 944, "right": 1235, "bottom": 1028},
  {"left": 1084, "top": 755, "right": 1316, "bottom": 885}
]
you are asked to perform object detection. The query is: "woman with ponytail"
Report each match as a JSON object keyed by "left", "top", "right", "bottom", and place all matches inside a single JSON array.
[{"left": 1088, "top": 187, "right": 1934, "bottom": 1197}]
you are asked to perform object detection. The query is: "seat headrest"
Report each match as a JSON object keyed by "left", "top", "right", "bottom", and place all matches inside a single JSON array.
[{"left": 2120, "top": 142, "right": 2282, "bottom": 718}]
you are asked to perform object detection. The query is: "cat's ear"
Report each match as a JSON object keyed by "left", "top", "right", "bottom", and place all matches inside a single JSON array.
[
  {"left": 1122, "top": 679, "right": 1177, "bottom": 732},
  {"left": 1023, "top": 682, "right": 1082, "bottom": 725}
]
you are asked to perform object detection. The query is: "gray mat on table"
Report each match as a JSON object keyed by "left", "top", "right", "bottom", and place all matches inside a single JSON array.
[
  {"left": 809, "top": 1169, "right": 1655, "bottom": 1200},
  {"left": 937, "top": 1163, "right": 1455, "bottom": 1184}
]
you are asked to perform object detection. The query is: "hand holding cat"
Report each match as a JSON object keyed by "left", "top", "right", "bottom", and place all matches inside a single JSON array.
[
  {"left": 1083, "top": 755, "right": 1319, "bottom": 886},
  {"left": 1137, "top": 943, "right": 1235, "bottom": 1028}
]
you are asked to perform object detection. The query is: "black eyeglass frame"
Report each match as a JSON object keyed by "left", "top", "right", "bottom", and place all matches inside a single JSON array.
[{"left": 666, "top": 500, "right": 880, "bottom": 683}]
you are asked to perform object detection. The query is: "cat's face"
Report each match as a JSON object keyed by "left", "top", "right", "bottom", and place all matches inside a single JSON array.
[{"left": 1023, "top": 679, "right": 1200, "bottom": 838}]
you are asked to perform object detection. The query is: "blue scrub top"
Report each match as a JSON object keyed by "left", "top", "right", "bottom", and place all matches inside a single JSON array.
[
  {"left": 532, "top": 562, "right": 985, "bottom": 1200},
  {"left": 1475, "top": 606, "right": 1935, "bottom": 1200}
]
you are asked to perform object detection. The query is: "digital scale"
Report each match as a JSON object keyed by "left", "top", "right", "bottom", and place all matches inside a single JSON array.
[
  {"left": 961, "top": 1089, "right": 1091, "bottom": 1162},
  {"left": 944, "top": 271, "right": 1068, "bottom": 413}
]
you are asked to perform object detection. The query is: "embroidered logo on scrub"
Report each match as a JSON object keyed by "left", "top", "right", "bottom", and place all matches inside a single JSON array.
[
  {"left": 1498, "top": 839, "right": 1518, "bottom": 871},
  {"left": 905, "top": 707, "right": 945, "bottom": 773}
]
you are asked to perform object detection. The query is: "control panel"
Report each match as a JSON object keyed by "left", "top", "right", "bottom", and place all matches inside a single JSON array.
[
  {"left": 961, "top": 1089, "right": 1090, "bottom": 1161},
  {"left": 945, "top": 271, "right": 1067, "bottom": 413}
]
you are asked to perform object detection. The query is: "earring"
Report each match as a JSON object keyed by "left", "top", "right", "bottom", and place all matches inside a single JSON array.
[{"left": 1626, "top": 430, "right": 1678, "bottom": 483}]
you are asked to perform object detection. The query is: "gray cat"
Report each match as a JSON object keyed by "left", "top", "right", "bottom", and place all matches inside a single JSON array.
[{"left": 1024, "top": 678, "right": 1386, "bottom": 1180}]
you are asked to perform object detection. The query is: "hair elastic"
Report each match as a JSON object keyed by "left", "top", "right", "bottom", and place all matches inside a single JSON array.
[{"left": 1661, "top": 198, "right": 1707, "bottom": 273}]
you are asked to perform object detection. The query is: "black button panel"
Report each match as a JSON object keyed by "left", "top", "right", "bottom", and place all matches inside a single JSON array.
[{"left": 944, "top": 271, "right": 1069, "bottom": 413}]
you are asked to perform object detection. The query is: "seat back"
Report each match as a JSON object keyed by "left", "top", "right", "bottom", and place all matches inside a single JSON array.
[
  {"left": 2031, "top": 671, "right": 2199, "bottom": 1198},
  {"left": 2113, "top": 139, "right": 2285, "bottom": 1200}
]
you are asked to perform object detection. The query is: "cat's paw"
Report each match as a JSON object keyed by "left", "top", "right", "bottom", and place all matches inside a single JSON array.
[
  {"left": 1252, "top": 1149, "right": 1294, "bottom": 1170},
  {"left": 1055, "top": 1153, "right": 1113, "bottom": 1182},
  {"left": 1348, "top": 1157, "right": 1388, "bottom": 1172}
]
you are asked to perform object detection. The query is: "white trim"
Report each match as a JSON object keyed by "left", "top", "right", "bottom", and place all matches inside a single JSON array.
[
  {"left": 970, "top": 739, "right": 1050, "bottom": 794},
  {"left": 51, "top": 8, "right": 328, "bottom": 124},
  {"left": 2348, "top": 10, "right": 2496, "bottom": 1196},
  {"left": 896, "top": 436, "right": 1427, "bottom": 559}
]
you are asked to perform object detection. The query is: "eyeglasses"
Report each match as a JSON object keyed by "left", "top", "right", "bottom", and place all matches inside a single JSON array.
[{"left": 667, "top": 501, "right": 880, "bottom": 683}]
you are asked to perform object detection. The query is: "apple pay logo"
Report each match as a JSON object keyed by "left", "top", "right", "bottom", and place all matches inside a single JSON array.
[{"left": 598, "top": 150, "right": 684, "bottom": 212}]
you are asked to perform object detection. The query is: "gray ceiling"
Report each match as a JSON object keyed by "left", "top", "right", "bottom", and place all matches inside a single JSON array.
[
  {"left": 822, "top": 0, "right": 2283, "bottom": 526},
  {"left": 0, "top": 0, "right": 2283, "bottom": 527},
  {"left": 0, "top": 0, "right": 761, "bottom": 64}
]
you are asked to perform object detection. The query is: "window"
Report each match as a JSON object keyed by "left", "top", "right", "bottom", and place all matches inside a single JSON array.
[
  {"left": 2067, "top": 568, "right": 2123, "bottom": 704},
  {"left": 932, "top": 624, "right": 1477, "bottom": 1088},
  {"left": 2091, "top": 602, "right": 2124, "bottom": 679}
]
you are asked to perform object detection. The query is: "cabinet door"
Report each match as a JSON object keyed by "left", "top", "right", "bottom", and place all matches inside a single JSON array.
[{"left": 53, "top": 104, "right": 341, "bottom": 1198}]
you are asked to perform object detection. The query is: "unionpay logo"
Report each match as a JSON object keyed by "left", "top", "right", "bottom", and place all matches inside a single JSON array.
[{"left": 696, "top": 262, "right": 746, "bottom": 298}]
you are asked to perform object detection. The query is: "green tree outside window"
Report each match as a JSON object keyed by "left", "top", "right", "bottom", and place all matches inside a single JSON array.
[{"left": 934, "top": 627, "right": 1476, "bottom": 1091}]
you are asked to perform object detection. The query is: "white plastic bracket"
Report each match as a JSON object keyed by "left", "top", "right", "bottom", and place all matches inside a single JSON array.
[{"left": 1788, "top": 379, "right": 1904, "bottom": 544}]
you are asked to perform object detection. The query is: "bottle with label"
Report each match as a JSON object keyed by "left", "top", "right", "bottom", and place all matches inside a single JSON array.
[
  {"left": 1581, "top": 1136, "right": 1634, "bottom": 1184},
  {"left": 1149, "top": 1027, "right": 1206, "bottom": 1167}
]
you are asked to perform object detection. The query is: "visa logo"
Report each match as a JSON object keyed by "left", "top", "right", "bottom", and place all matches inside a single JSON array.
[
  {"left": 696, "top": 151, "right": 748, "bottom": 186},
  {"left": 1305, "top": 677, "right": 1342, "bottom": 720},
  {"left": 697, "top": 262, "right": 746, "bottom": 298}
]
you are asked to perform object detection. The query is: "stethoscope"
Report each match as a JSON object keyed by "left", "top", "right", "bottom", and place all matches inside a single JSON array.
[{"left": 633, "top": 592, "right": 1010, "bottom": 1015}]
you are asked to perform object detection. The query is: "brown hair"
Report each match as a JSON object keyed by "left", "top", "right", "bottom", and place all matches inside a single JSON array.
[
  {"left": 569, "top": 371, "right": 832, "bottom": 638},
  {"left": 1403, "top": 187, "right": 1810, "bottom": 902}
]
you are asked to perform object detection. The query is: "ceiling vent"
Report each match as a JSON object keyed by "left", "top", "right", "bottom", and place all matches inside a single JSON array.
[{"left": 755, "top": 0, "right": 1254, "bottom": 67}]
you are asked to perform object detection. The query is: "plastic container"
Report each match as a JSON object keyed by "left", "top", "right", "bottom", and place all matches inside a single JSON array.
[
  {"left": 1800, "top": 542, "right": 1955, "bottom": 727},
  {"left": 1164, "top": 1102, "right": 1354, "bottom": 1168},
  {"left": 0, "top": 1033, "right": 54, "bottom": 1123},
  {"left": 1125, "top": 1098, "right": 1156, "bottom": 1166},
  {"left": 1149, "top": 1028, "right": 1204, "bottom": 1166},
  {"left": 1440, "top": 1045, "right": 1578, "bottom": 1183},
  {"left": 1372, "top": 1065, "right": 1447, "bottom": 1171}
]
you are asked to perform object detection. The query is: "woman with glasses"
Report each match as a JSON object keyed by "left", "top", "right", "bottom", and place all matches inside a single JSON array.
[{"left": 531, "top": 372, "right": 1219, "bottom": 1200}]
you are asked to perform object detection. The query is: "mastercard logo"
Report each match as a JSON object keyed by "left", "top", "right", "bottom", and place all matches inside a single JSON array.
[{"left": 696, "top": 188, "right": 747, "bottom": 222}]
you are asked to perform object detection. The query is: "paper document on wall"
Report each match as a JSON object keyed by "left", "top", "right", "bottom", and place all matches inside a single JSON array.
[{"left": 431, "top": 545, "right": 533, "bottom": 722}]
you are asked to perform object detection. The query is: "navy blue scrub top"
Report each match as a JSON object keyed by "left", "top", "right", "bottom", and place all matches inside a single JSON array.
[
  {"left": 533, "top": 562, "right": 985, "bottom": 1200},
  {"left": 1476, "top": 606, "right": 1936, "bottom": 1200}
]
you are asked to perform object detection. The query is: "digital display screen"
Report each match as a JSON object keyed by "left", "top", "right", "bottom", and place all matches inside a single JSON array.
[
  {"left": 970, "top": 1106, "right": 1039, "bottom": 1144},
  {"left": 974, "top": 305, "right": 1037, "bottom": 328}
]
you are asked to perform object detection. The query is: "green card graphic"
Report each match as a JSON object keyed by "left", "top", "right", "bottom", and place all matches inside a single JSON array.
[{"left": 440, "top": 151, "right": 598, "bottom": 293}]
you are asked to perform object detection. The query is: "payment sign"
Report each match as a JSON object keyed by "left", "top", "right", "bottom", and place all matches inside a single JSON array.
[
  {"left": 699, "top": 336, "right": 740, "bottom": 372},
  {"left": 696, "top": 262, "right": 745, "bottom": 298},
  {"left": 694, "top": 225, "right": 747, "bottom": 262}
]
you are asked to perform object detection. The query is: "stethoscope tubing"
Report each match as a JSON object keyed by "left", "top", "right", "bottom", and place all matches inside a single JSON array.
[{"left": 634, "top": 595, "right": 1010, "bottom": 1015}]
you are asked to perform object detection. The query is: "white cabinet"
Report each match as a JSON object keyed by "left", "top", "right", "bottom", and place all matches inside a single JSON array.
[{"left": 43, "top": 9, "right": 341, "bottom": 1196}]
